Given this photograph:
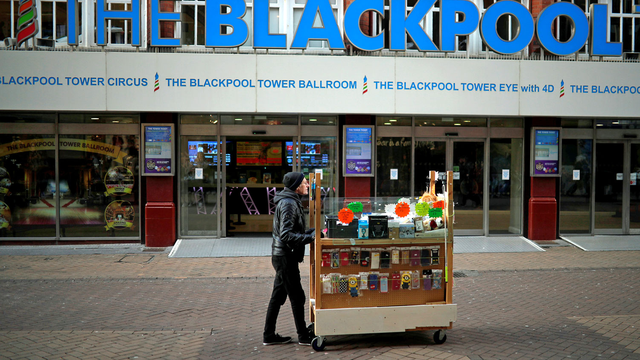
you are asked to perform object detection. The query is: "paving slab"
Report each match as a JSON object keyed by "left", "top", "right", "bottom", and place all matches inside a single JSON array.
[{"left": 0, "top": 247, "right": 639, "bottom": 359}]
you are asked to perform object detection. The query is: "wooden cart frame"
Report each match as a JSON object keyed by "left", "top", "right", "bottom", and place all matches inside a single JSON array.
[{"left": 307, "top": 171, "right": 456, "bottom": 351}]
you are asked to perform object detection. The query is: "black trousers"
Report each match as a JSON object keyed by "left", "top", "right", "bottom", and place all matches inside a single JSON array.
[{"left": 263, "top": 255, "right": 307, "bottom": 339}]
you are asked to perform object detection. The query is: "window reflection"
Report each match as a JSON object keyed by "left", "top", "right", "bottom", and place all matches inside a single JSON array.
[
  {"left": 0, "top": 134, "right": 56, "bottom": 237},
  {"left": 59, "top": 134, "right": 140, "bottom": 237}
]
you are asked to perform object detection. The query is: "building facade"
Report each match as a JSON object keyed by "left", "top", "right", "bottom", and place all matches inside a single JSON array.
[{"left": 1, "top": 0, "right": 639, "bottom": 245}]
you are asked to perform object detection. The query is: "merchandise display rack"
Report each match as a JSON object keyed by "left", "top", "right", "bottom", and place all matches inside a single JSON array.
[{"left": 307, "top": 171, "right": 456, "bottom": 351}]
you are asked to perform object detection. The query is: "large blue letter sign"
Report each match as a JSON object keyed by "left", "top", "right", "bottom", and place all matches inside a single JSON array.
[
  {"left": 440, "top": 0, "right": 479, "bottom": 52},
  {"left": 390, "top": 0, "right": 438, "bottom": 51},
  {"left": 96, "top": 0, "right": 141, "bottom": 46},
  {"left": 536, "top": 2, "right": 588, "bottom": 56},
  {"left": 291, "top": 0, "right": 345, "bottom": 49},
  {"left": 254, "top": 0, "right": 286, "bottom": 48},
  {"left": 589, "top": 4, "right": 622, "bottom": 56},
  {"left": 67, "top": 0, "right": 79, "bottom": 45},
  {"left": 206, "top": 0, "right": 248, "bottom": 47},
  {"left": 480, "top": 1, "right": 533, "bottom": 54},
  {"left": 151, "top": 0, "right": 180, "bottom": 46},
  {"left": 344, "top": 0, "right": 384, "bottom": 51}
]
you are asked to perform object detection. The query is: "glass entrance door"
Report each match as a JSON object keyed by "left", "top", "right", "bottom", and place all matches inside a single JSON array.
[
  {"left": 453, "top": 141, "right": 485, "bottom": 234},
  {"left": 297, "top": 137, "right": 338, "bottom": 199},
  {"left": 595, "top": 142, "right": 624, "bottom": 233},
  {"left": 560, "top": 139, "right": 593, "bottom": 234},
  {"left": 179, "top": 136, "right": 221, "bottom": 237},
  {"left": 631, "top": 143, "right": 640, "bottom": 233},
  {"left": 488, "top": 138, "right": 523, "bottom": 235},
  {"left": 222, "top": 137, "right": 295, "bottom": 235},
  {"left": 414, "top": 140, "right": 446, "bottom": 197},
  {"left": 414, "top": 139, "right": 485, "bottom": 235},
  {"left": 297, "top": 137, "right": 338, "bottom": 225},
  {"left": 595, "top": 141, "right": 640, "bottom": 234}
]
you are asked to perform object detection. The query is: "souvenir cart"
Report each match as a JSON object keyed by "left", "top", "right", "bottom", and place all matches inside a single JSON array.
[{"left": 307, "top": 171, "right": 456, "bottom": 351}]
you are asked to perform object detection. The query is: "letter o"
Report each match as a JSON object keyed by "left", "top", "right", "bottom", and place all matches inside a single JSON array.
[
  {"left": 536, "top": 2, "right": 588, "bottom": 56},
  {"left": 480, "top": 1, "right": 534, "bottom": 55}
]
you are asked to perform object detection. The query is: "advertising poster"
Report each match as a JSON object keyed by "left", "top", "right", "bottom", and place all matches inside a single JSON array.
[
  {"left": 104, "top": 166, "right": 135, "bottom": 196},
  {"left": 143, "top": 125, "right": 174, "bottom": 176},
  {"left": 104, "top": 200, "right": 135, "bottom": 230},
  {"left": 533, "top": 129, "right": 560, "bottom": 176},
  {"left": 0, "top": 201, "right": 11, "bottom": 230},
  {"left": 344, "top": 127, "right": 373, "bottom": 176}
]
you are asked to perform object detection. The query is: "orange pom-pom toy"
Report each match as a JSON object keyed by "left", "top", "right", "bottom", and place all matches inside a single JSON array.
[
  {"left": 395, "top": 202, "right": 410, "bottom": 218},
  {"left": 338, "top": 208, "right": 354, "bottom": 224}
]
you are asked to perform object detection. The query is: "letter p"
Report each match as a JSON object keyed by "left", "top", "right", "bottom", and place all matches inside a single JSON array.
[{"left": 440, "top": 0, "right": 479, "bottom": 52}]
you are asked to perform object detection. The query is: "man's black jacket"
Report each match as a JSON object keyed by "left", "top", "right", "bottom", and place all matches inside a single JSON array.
[{"left": 272, "top": 187, "right": 314, "bottom": 262}]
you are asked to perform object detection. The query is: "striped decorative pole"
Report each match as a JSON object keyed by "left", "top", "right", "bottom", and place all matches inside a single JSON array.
[
  {"left": 559, "top": 80, "right": 565, "bottom": 98},
  {"left": 363, "top": 76, "right": 368, "bottom": 94},
  {"left": 154, "top": 73, "right": 160, "bottom": 92},
  {"left": 16, "top": 0, "right": 38, "bottom": 49}
]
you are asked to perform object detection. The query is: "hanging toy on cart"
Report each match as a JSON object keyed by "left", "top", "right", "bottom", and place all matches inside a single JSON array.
[{"left": 418, "top": 171, "right": 446, "bottom": 231}]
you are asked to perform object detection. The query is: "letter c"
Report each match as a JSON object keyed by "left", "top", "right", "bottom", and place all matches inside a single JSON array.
[{"left": 344, "top": 0, "right": 384, "bottom": 51}]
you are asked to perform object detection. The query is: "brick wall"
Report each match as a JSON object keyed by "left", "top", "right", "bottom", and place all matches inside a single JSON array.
[
  {"left": 529, "top": 0, "right": 556, "bottom": 54},
  {"left": 343, "top": 0, "right": 374, "bottom": 48}
]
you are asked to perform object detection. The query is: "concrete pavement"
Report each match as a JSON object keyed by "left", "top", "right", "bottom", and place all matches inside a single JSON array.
[{"left": 1, "top": 246, "right": 639, "bottom": 359}]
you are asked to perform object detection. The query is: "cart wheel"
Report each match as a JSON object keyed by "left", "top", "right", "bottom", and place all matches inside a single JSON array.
[
  {"left": 433, "top": 330, "right": 447, "bottom": 345},
  {"left": 311, "top": 336, "right": 326, "bottom": 351}
]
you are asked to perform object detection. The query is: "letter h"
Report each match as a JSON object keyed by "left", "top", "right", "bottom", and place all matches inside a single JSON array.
[{"left": 96, "top": 0, "right": 141, "bottom": 46}]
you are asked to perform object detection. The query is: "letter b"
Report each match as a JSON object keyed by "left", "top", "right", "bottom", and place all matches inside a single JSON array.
[{"left": 206, "top": 0, "right": 248, "bottom": 47}]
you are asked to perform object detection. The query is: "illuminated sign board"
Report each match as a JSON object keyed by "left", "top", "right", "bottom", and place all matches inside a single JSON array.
[
  {"left": 141, "top": 124, "right": 175, "bottom": 176},
  {"left": 530, "top": 127, "right": 561, "bottom": 177},
  {"left": 343, "top": 126, "right": 374, "bottom": 177},
  {"left": 67, "top": 0, "right": 624, "bottom": 56}
]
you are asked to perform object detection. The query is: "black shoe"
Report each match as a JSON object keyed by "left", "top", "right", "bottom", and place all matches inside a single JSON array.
[
  {"left": 307, "top": 323, "right": 315, "bottom": 338},
  {"left": 298, "top": 336, "right": 312, "bottom": 346},
  {"left": 263, "top": 333, "right": 292, "bottom": 346}
]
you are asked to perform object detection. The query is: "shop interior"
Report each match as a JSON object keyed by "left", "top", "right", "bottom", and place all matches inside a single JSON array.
[{"left": 181, "top": 136, "right": 332, "bottom": 236}]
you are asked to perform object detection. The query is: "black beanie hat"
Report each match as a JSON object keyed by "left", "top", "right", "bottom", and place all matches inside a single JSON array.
[{"left": 283, "top": 172, "right": 305, "bottom": 191}]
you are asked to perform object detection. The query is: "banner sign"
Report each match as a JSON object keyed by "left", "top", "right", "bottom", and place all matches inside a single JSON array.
[
  {"left": 344, "top": 126, "right": 374, "bottom": 177},
  {"left": 1, "top": 52, "right": 640, "bottom": 117},
  {"left": 0, "top": 138, "right": 126, "bottom": 162},
  {"left": 142, "top": 124, "right": 174, "bottom": 176},
  {"left": 531, "top": 128, "right": 561, "bottom": 177}
]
